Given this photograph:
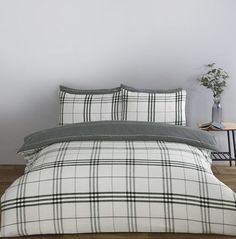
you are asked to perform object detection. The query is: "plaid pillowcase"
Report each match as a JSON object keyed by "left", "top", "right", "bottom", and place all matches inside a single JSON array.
[
  {"left": 121, "top": 84, "right": 186, "bottom": 125},
  {"left": 59, "top": 85, "right": 122, "bottom": 125}
]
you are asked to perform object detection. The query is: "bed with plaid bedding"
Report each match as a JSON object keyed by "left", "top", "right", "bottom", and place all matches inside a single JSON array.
[{"left": 1, "top": 121, "right": 236, "bottom": 237}]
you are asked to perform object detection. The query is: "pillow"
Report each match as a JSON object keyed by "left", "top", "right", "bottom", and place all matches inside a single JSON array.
[
  {"left": 121, "top": 84, "right": 187, "bottom": 125},
  {"left": 59, "top": 85, "right": 122, "bottom": 125}
]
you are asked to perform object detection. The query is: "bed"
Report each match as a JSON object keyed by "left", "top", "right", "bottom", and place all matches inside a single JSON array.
[{"left": 1, "top": 85, "right": 236, "bottom": 237}]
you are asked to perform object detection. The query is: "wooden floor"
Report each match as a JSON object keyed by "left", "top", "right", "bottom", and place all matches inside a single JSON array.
[{"left": 0, "top": 165, "right": 236, "bottom": 239}]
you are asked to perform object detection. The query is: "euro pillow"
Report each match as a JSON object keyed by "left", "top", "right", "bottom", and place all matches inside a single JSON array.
[
  {"left": 59, "top": 85, "right": 122, "bottom": 125},
  {"left": 121, "top": 84, "right": 186, "bottom": 125}
]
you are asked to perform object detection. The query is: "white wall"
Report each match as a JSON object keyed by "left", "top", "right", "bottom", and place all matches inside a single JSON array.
[{"left": 0, "top": 0, "right": 236, "bottom": 164}]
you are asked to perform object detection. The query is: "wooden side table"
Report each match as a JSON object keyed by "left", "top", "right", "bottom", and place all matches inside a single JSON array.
[{"left": 199, "top": 122, "right": 236, "bottom": 166}]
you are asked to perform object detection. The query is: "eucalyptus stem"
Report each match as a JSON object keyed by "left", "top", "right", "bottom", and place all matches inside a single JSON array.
[{"left": 198, "top": 63, "right": 229, "bottom": 98}]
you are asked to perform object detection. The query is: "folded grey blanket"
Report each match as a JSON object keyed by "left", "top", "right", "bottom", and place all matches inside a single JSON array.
[{"left": 18, "top": 121, "right": 217, "bottom": 152}]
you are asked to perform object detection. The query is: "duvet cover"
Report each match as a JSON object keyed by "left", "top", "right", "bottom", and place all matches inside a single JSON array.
[{"left": 1, "top": 121, "right": 236, "bottom": 237}]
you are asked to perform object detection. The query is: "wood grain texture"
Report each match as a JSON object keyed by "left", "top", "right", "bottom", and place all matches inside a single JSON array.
[
  {"left": 0, "top": 165, "right": 236, "bottom": 239},
  {"left": 199, "top": 122, "right": 236, "bottom": 131}
]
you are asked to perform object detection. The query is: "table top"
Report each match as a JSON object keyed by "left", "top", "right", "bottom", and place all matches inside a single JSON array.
[{"left": 199, "top": 122, "right": 236, "bottom": 131}]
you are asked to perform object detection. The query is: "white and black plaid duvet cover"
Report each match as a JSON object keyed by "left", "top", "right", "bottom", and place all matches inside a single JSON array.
[{"left": 1, "top": 140, "right": 236, "bottom": 237}]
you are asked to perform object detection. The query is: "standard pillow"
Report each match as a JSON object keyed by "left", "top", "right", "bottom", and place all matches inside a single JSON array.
[
  {"left": 121, "top": 84, "right": 187, "bottom": 125},
  {"left": 59, "top": 85, "right": 122, "bottom": 125}
]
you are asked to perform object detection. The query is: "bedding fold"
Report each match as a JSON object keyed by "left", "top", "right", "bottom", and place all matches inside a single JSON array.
[{"left": 18, "top": 121, "right": 217, "bottom": 153}]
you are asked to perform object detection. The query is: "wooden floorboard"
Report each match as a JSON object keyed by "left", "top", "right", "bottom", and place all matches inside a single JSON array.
[{"left": 0, "top": 165, "right": 236, "bottom": 239}]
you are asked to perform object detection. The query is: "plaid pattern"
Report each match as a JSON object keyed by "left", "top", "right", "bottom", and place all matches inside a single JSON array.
[
  {"left": 1, "top": 141, "right": 236, "bottom": 237},
  {"left": 121, "top": 87, "right": 186, "bottom": 125},
  {"left": 59, "top": 87, "right": 122, "bottom": 125}
]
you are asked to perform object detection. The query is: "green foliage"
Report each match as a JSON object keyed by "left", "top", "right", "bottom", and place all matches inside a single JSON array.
[{"left": 198, "top": 63, "right": 229, "bottom": 98}]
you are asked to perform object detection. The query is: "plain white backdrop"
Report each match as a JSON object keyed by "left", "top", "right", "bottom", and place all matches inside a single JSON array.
[{"left": 0, "top": 0, "right": 236, "bottom": 164}]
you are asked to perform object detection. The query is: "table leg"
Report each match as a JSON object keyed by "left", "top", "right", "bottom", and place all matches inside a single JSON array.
[
  {"left": 227, "top": 131, "right": 232, "bottom": 166},
  {"left": 232, "top": 130, "right": 236, "bottom": 166}
]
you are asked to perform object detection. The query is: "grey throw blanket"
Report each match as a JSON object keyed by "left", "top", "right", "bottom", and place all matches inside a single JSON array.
[{"left": 18, "top": 121, "right": 217, "bottom": 153}]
